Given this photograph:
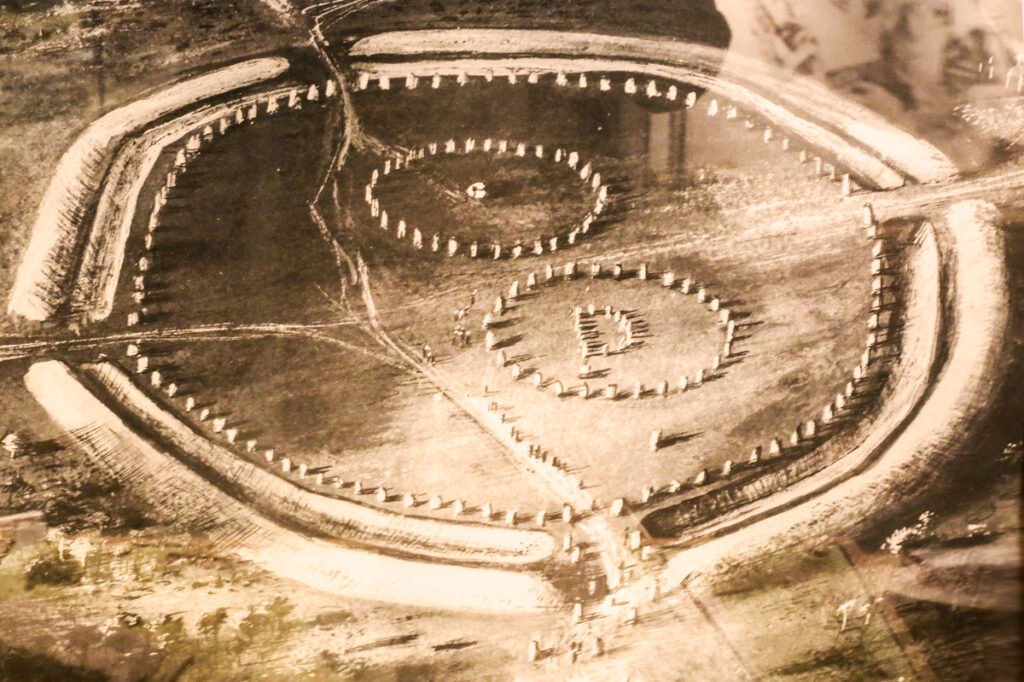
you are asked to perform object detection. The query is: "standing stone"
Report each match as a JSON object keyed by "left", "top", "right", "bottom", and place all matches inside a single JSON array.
[
  {"left": 508, "top": 280, "right": 519, "bottom": 299},
  {"left": 649, "top": 430, "right": 661, "bottom": 451},
  {"left": 377, "top": 487, "right": 388, "bottom": 503},
  {"left": 769, "top": 438, "right": 782, "bottom": 456},
  {"left": 750, "top": 445, "right": 762, "bottom": 463},
  {"left": 608, "top": 499, "right": 625, "bottom": 518},
  {"left": 562, "top": 504, "right": 573, "bottom": 523},
  {"left": 604, "top": 384, "right": 617, "bottom": 399},
  {"left": 638, "top": 263, "right": 648, "bottom": 280},
  {"left": 481, "top": 503, "right": 493, "bottom": 519},
  {"left": 281, "top": 458, "right": 292, "bottom": 473}
]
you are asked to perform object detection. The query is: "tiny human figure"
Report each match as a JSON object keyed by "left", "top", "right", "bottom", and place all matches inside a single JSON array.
[{"left": 1006, "top": 54, "right": 1024, "bottom": 93}]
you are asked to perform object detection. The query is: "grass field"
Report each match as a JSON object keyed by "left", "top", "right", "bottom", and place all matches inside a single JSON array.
[
  {"left": 107, "top": 103, "right": 337, "bottom": 329},
  {"left": 369, "top": 152, "right": 594, "bottom": 247},
  {"left": 335, "top": 84, "right": 871, "bottom": 503},
  {"left": 155, "top": 336, "right": 554, "bottom": 513}
]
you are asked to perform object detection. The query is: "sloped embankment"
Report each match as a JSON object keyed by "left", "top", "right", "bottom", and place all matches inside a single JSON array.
[
  {"left": 7, "top": 57, "right": 289, "bottom": 322},
  {"left": 24, "top": 360, "right": 563, "bottom": 612},
  {"left": 660, "top": 200, "right": 1009, "bottom": 584}
]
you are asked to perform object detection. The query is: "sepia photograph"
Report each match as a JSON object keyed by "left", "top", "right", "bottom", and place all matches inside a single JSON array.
[{"left": 0, "top": 0, "right": 1021, "bottom": 679}]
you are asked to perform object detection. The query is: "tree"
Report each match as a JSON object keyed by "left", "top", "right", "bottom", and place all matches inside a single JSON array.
[
  {"left": 198, "top": 608, "right": 228, "bottom": 646},
  {"left": 265, "top": 596, "right": 294, "bottom": 633}
]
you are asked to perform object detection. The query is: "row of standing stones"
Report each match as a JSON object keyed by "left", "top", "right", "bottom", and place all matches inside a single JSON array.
[
  {"left": 364, "top": 138, "right": 608, "bottom": 258},
  {"left": 356, "top": 68, "right": 864, "bottom": 197}
]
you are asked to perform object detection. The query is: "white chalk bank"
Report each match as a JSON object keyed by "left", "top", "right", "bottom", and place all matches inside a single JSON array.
[
  {"left": 69, "top": 83, "right": 301, "bottom": 323},
  {"left": 8, "top": 57, "right": 289, "bottom": 322},
  {"left": 660, "top": 200, "right": 1009, "bottom": 585},
  {"left": 25, "top": 360, "right": 563, "bottom": 612},
  {"left": 81, "top": 360, "right": 556, "bottom": 566},
  {"left": 350, "top": 29, "right": 958, "bottom": 186}
]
